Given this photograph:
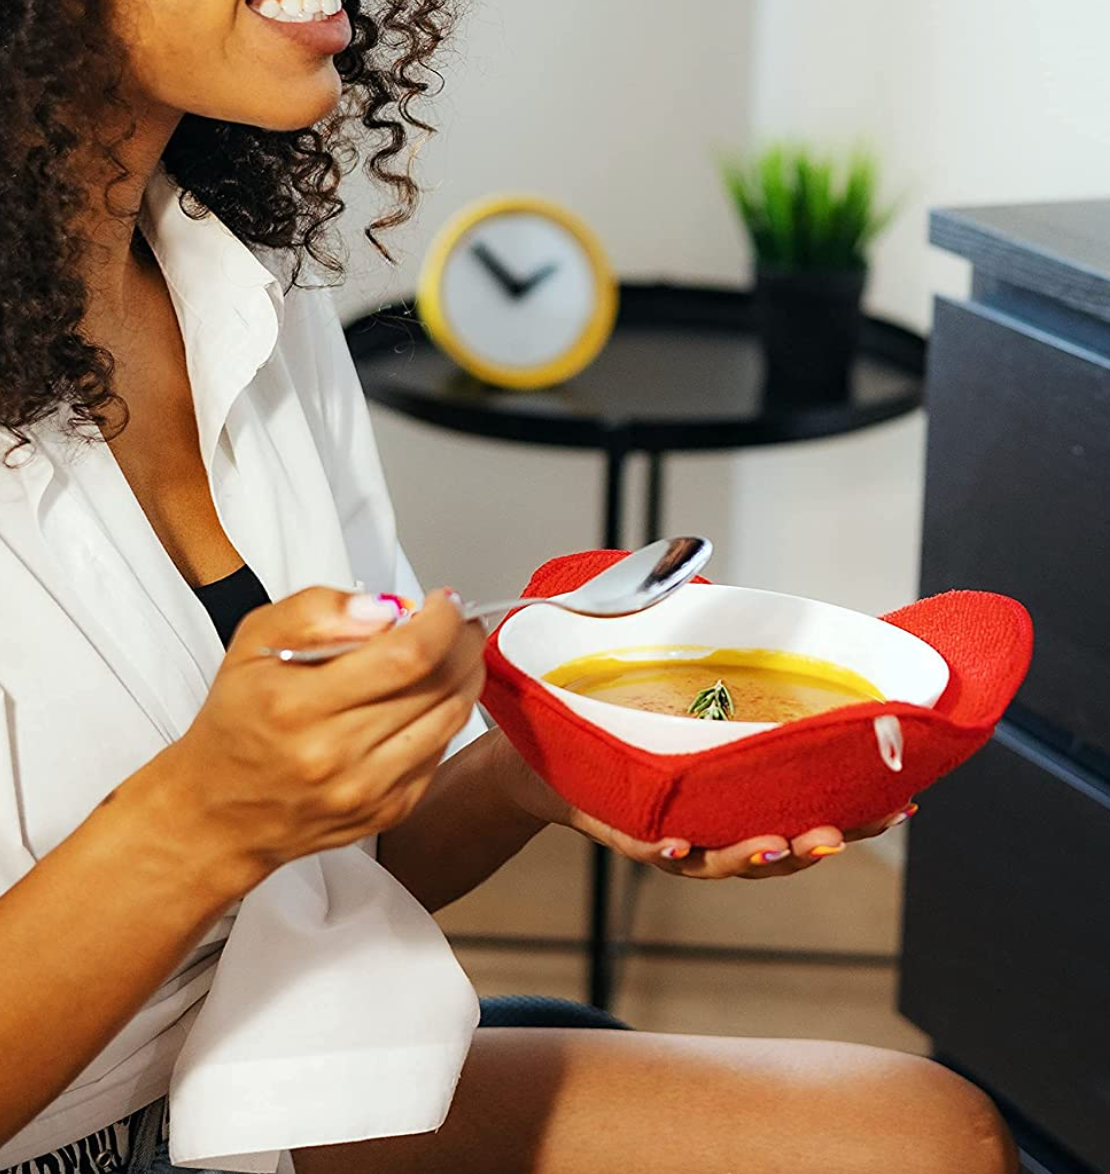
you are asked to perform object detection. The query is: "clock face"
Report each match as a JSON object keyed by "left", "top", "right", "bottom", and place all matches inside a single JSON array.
[{"left": 440, "top": 212, "right": 601, "bottom": 372}]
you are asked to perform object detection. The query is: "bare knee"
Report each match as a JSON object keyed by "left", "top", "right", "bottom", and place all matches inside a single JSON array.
[{"left": 886, "top": 1054, "right": 1018, "bottom": 1174}]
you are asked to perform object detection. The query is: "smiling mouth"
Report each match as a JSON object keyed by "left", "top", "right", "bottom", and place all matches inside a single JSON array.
[{"left": 246, "top": 0, "right": 344, "bottom": 22}]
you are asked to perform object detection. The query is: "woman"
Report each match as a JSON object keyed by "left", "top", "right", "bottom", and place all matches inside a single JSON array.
[{"left": 0, "top": 2, "right": 1017, "bottom": 1173}]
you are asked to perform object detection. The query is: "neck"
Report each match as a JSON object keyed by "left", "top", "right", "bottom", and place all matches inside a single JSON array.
[{"left": 80, "top": 95, "right": 183, "bottom": 322}]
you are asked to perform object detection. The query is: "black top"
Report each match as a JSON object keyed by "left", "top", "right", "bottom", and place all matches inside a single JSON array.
[
  {"left": 192, "top": 563, "right": 271, "bottom": 649},
  {"left": 345, "top": 283, "right": 926, "bottom": 454}
]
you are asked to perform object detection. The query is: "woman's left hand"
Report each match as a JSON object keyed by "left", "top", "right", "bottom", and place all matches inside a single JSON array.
[
  {"left": 561, "top": 803, "right": 917, "bottom": 880},
  {"left": 491, "top": 730, "right": 917, "bottom": 881}
]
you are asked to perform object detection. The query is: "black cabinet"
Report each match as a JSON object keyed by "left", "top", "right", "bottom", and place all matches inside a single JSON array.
[
  {"left": 922, "top": 299, "right": 1110, "bottom": 761},
  {"left": 902, "top": 729, "right": 1110, "bottom": 1169},
  {"left": 901, "top": 202, "right": 1110, "bottom": 1174}
]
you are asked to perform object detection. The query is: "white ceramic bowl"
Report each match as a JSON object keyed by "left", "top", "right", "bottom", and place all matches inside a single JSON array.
[{"left": 497, "top": 584, "right": 950, "bottom": 755}]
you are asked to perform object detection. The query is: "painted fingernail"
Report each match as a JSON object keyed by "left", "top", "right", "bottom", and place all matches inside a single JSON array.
[
  {"left": 885, "top": 803, "right": 920, "bottom": 829},
  {"left": 443, "top": 588, "right": 465, "bottom": 612},
  {"left": 810, "top": 843, "right": 847, "bottom": 859},
  {"left": 661, "top": 845, "right": 690, "bottom": 861},
  {"left": 346, "top": 593, "right": 403, "bottom": 624},
  {"left": 750, "top": 849, "right": 791, "bottom": 866}
]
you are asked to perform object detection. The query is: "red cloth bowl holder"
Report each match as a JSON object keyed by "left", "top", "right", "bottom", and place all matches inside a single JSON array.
[{"left": 482, "top": 550, "right": 1034, "bottom": 847}]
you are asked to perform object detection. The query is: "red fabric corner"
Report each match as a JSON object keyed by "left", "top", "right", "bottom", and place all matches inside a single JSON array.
[{"left": 482, "top": 551, "right": 1033, "bottom": 847}]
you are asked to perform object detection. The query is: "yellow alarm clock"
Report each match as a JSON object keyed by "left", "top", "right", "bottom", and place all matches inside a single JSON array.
[{"left": 417, "top": 195, "right": 618, "bottom": 391}]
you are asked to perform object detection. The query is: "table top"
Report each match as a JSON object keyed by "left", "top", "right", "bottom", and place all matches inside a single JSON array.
[
  {"left": 346, "top": 283, "right": 926, "bottom": 454},
  {"left": 932, "top": 201, "right": 1110, "bottom": 326}
]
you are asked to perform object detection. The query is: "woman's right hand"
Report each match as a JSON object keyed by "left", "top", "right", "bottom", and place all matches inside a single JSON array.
[{"left": 140, "top": 587, "right": 486, "bottom": 900}]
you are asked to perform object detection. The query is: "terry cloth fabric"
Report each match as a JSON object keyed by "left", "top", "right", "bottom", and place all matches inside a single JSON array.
[{"left": 482, "top": 550, "right": 1034, "bottom": 847}]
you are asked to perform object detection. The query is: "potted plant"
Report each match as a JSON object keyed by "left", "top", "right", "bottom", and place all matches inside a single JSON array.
[{"left": 721, "top": 145, "right": 895, "bottom": 406}]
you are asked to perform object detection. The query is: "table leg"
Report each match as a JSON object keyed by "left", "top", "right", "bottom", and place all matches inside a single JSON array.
[
  {"left": 604, "top": 450, "right": 668, "bottom": 1003},
  {"left": 588, "top": 847, "right": 614, "bottom": 1010},
  {"left": 645, "top": 451, "right": 665, "bottom": 546},
  {"left": 587, "top": 442, "right": 630, "bottom": 1011}
]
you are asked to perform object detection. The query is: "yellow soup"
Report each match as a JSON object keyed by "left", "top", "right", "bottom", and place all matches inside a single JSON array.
[{"left": 545, "top": 647, "right": 884, "bottom": 724}]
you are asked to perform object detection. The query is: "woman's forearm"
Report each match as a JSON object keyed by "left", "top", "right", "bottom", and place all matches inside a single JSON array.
[
  {"left": 0, "top": 744, "right": 238, "bottom": 1147},
  {"left": 377, "top": 730, "right": 548, "bottom": 913}
]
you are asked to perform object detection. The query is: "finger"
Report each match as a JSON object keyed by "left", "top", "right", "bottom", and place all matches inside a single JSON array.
[
  {"left": 843, "top": 802, "right": 921, "bottom": 843},
  {"left": 657, "top": 846, "right": 804, "bottom": 881},
  {"left": 312, "top": 651, "right": 485, "bottom": 773},
  {"left": 355, "top": 684, "right": 480, "bottom": 794},
  {"left": 566, "top": 808, "right": 675, "bottom": 859},
  {"left": 261, "top": 592, "right": 479, "bottom": 721},
  {"left": 789, "top": 824, "right": 846, "bottom": 863},
  {"left": 345, "top": 651, "right": 487, "bottom": 759},
  {"left": 322, "top": 592, "right": 482, "bottom": 711},
  {"left": 694, "top": 836, "right": 794, "bottom": 879},
  {"left": 228, "top": 585, "right": 400, "bottom": 665}
]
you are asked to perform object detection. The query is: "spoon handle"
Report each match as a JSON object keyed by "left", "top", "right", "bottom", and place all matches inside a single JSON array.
[
  {"left": 462, "top": 597, "right": 542, "bottom": 622},
  {"left": 259, "top": 598, "right": 545, "bottom": 665}
]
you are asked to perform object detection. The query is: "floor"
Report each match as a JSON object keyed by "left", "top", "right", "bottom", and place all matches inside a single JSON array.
[{"left": 436, "top": 824, "right": 930, "bottom": 1054}]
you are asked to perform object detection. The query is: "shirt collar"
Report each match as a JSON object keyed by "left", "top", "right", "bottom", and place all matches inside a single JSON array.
[
  {"left": 10, "top": 168, "right": 290, "bottom": 553},
  {"left": 138, "top": 167, "right": 286, "bottom": 471}
]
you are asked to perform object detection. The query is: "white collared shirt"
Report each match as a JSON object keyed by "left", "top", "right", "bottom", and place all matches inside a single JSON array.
[{"left": 0, "top": 172, "right": 481, "bottom": 1171}]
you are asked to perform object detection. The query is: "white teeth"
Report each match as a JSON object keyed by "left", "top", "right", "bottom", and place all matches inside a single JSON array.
[{"left": 249, "top": 0, "right": 338, "bottom": 22}]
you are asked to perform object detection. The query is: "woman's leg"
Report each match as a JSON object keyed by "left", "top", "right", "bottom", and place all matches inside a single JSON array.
[{"left": 293, "top": 1030, "right": 1017, "bottom": 1174}]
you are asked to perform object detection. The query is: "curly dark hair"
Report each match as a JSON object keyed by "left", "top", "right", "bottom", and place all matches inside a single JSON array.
[{"left": 0, "top": 0, "right": 452, "bottom": 456}]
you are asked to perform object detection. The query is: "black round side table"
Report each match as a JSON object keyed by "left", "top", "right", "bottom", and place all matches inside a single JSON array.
[{"left": 346, "top": 282, "right": 926, "bottom": 1012}]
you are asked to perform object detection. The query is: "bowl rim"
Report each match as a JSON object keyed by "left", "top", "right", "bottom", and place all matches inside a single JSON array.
[{"left": 497, "top": 582, "right": 952, "bottom": 740}]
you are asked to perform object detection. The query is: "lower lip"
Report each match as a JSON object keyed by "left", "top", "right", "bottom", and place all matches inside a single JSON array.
[{"left": 246, "top": 6, "right": 353, "bottom": 55}]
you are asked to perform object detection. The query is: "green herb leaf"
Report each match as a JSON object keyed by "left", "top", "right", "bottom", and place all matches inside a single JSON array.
[{"left": 688, "top": 679, "right": 735, "bottom": 722}]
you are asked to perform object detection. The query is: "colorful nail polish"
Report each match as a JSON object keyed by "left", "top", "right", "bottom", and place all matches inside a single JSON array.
[
  {"left": 750, "top": 849, "right": 791, "bottom": 866},
  {"left": 810, "top": 843, "right": 846, "bottom": 859},
  {"left": 661, "top": 845, "right": 690, "bottom": 861},
  {"left": 346, "top": 594, "right": 404, "bottom": 624},
  {"left": 886, "top": 803, "right": 920, "bottom": 830},
  {"left": 380, "top": 593, "right": 417, "bottom": 616}
]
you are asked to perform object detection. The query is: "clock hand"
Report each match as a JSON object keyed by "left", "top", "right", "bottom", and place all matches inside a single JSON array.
[
  {"left": 516, "top": 261, "right": 560, "bottom": 297},
  {"left": 471, "top": 242, "right": 529, "bottom": 298}
]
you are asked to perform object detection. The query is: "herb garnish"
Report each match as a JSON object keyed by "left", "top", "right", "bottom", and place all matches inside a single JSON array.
[{"left": 688, "top": 679, "right": 735, "bottom": 721}]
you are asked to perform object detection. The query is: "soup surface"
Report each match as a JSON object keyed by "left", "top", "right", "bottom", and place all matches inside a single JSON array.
[{"left": 545, "top": 647, "right": 883, "bottom": 724}]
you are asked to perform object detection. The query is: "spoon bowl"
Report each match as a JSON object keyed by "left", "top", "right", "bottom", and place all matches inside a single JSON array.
[
  {"left": 263, "top": 537, "right": 713, "bottom": 665},
  {"left": 464, "top": 536, "right": 713, "bottom": 622}
]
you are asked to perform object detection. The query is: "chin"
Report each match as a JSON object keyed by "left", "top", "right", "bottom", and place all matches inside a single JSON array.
[{"left": 243, "top": 73, "right": 342, "bottom": 132}]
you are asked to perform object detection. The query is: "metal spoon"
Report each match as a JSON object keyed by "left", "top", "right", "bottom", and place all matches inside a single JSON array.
[{"left": 262, "top": 536, "right": 713, "bottom": 665}]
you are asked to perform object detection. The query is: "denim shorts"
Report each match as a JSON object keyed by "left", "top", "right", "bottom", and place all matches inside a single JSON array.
[{"left": 140, "top": 1141, "right": 228, "bottom": 1174}]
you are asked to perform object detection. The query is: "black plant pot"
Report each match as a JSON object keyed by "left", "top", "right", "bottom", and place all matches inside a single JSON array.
[{"left": 754, "top": 267, "right": 867, "bottom": 407}]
